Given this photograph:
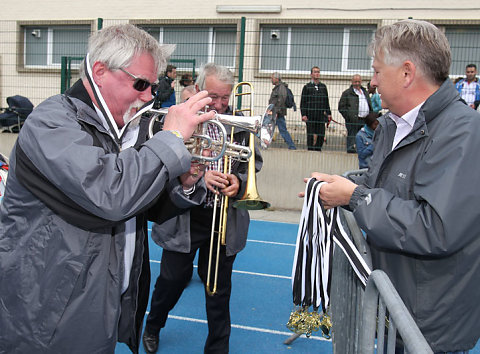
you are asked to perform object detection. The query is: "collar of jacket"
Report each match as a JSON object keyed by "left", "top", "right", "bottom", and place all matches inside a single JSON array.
[
  {"left": 309, "top": 80, "right": 323, "bottom": 86},
  {"left": 65, "top": 79, "right": 95, "bottom": 110},
  {"left": 421, "top": 79, "right": 461, "bottom": 125},
  {"left": 379, "top": 79, "right": 460, "bottom": 150},
  {"left": 64, "top": 79, "right": 110, "bottom": 134},
  {"left": 350, "top": 85, "right": 367, "bottom": 95}
]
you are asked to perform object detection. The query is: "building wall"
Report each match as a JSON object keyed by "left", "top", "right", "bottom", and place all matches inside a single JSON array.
[
  {"left": 2, "top": 0, "right": 480, "bottom": 20},
  {"left": 1, "top": 3, "right": 479, "bottom": 109},
  {"left": 1, "top": 2, "right": 478, "bottom": 211}
]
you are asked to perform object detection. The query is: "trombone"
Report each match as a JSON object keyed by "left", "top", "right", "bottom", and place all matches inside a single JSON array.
[{"left": 205, "top": 82, "right": 272, "bottom": 296}]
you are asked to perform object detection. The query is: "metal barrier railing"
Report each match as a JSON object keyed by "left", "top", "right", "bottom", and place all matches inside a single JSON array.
[
  {"left": 330, "top": 168, "right": 432, "bottom": 353},
  {"left": 330, "top": 207, "right": 371, "bottom": 354},
  {"left": 359, "top": 270, "right": 433, "bottom": 354}
]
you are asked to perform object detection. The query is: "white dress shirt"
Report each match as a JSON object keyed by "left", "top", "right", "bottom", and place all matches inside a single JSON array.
[
  {"left": 389, "top": 102, "right": 424, "bottom": 151},
  {"left": 354, "top": 88, "right": 370, "bottom": 118}
]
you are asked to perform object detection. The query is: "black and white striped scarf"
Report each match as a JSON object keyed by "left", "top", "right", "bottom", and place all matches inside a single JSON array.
[{"left": 291, "top": 178, "right": 372, "bottom": 312}]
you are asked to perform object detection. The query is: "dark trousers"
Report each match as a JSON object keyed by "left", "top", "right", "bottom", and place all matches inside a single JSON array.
[
  {"left": 305, "top": 120, "right": 325, "bottom": 151},
  {"left": 146, "top": 206, "right": 236, "bottom": 354}
]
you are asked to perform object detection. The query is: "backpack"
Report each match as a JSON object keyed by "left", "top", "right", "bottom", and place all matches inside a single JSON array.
[{"left": 284, "top": 85, "right": 297, "bottom": 111}]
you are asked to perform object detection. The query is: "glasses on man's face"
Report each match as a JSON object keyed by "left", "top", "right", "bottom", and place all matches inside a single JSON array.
[
  {"left": 119, "top": 68, "right": 156, "bottom": 92},
  {"left": 209, "top": 95, "right": 231, "bottom": 103}
]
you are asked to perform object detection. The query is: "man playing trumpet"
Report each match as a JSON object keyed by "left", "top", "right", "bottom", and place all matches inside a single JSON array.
[
  {"left": 143, "top": 63, "right": 263, "bottom": 354},
  {"left": 0, "top": 24, "right": 214, "bottom": 353}
]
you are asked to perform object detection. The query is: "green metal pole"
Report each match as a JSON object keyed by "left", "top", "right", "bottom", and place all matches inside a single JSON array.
[
  {"left": 61, "top": 56, "right": 67, "bottom": 93},
  {"left": 97, "top": 18, "right": 103, "bottom": 30},
  {"left": 237, "top": 17, "right": 246, "bottom": 110}
]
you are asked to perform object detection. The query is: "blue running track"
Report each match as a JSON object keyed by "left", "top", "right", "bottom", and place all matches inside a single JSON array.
[
  {"left": 116, "top": 218, "right": 480, "bottom": 353},
  {"left": 116, "top": 219, "right": 332, "bottom": 353}
]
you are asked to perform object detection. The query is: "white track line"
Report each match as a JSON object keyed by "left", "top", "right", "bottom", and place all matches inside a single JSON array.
[
  {"left": 164, "top": 314, "right": 330, "bottom": 342},
  {"left": 247, "top": 239, "right": 295, "bottom": 247},
  {"left": 232, "top": 269, "right": 290, "bottom": 279},
  {"left": 149, "top": 260, "right": 290, "bottom": 280},
  {"left": 146, "top": 229, "right": 295, "bottom": 248}
]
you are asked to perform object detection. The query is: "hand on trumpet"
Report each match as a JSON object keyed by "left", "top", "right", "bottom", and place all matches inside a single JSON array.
[
  {"left": 298, "top": 172, "right": 357, "bottom": 210},
  {"left": 179, "top": 161, "right": 207, "bottom": 191},
  {"left": 162, "top": 90, "right": 216, "bottom": 140},
  {"left": 205, "top": 170, "right": 240, "bottom": 198},
  {"left": 179, "top": 149, "right": 212, "bottom": 191}
]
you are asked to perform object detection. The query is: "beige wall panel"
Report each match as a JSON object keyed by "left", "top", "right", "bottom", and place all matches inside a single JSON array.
[
  {"left": 2, "top": 1, "right": 480, "bottom": 20},
  {"left": 257, "top": 148, "right": 358, "bottom": 210}
]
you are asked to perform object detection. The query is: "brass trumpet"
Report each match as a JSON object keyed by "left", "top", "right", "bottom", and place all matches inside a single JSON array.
[{"left": 147, "top": 105, "right": 274, "bottom": 163}]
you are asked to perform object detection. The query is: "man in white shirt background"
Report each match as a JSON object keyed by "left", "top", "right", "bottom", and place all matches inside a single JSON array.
[
  {"left": 455, "top": 63, "right": 480, "bottom": 110},
  {"left": 338, "top": 74, "right": 373, "bottom": 153}
]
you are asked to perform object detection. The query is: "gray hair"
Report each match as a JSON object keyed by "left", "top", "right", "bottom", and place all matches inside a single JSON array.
[
  {"left": 368, "top": 19, "right": 451, "bottom": 85},
  {"left": 195, "top": 63, "right": 234, "bottom": 90},
  {"left": 79, "top": 24, "right": 174, "bottom": 78},
  {"left": 272, "top": 72, "right": 282, "bottom": 81}
]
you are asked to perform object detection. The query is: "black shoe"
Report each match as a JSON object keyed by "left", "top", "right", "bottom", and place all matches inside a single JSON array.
[{"left": 143, "top": 330, "right": 159, "bottom": 353}]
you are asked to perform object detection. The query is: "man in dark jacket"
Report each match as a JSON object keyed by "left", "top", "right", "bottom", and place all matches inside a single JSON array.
[
  {"left": 155, "top": 64, "right": 177, "bottom": 107},
  {"left": 143, "top": 63, "right": 263, "bottom": 354},
  {"left": 307, "top": 20, "right": 480, "bottom": 352},
  {"left": 300, "top": 66, "right": 332, "bottom": 151},
  {"left": 268, "top": 72, "right": 296, "bottom": 150},
  {"left": 0, "top": 24, "right": 215, "bottom": 353},
  {"left": 338, "top": 74, "right": 373, "bottom": 153}
]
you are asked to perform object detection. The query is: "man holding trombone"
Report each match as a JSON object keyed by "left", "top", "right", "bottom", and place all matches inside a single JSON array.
[{"left": 143, "top": 63, "right": 264, "bottom": 354}]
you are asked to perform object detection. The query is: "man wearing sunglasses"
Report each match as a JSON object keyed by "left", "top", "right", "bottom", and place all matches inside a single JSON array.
[{"left": 0, "top": 24, "right": 215, "bottom": 353}]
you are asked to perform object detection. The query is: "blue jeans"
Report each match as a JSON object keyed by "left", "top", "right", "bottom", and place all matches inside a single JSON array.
[{"left": 276, "top": 115, "right": 296, "bottom": 149}]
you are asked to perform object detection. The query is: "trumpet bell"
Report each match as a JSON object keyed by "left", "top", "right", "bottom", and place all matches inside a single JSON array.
[
  {"left": 232, "top": 194, "right": 271, "bottom": 210},
  {"left": 214, "top": 104, "right": 275, "bottom": 148},
  {"left": 146, "top": 104, "right": 275, "bottom": 164}
]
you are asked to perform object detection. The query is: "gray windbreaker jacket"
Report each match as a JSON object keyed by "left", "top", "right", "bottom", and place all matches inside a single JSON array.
[
  {"left": 349, "top": 79, "right": 480, "bottom": 351},
  {"left": 0, "top": 81, "right": 198, "bottom": 353}
]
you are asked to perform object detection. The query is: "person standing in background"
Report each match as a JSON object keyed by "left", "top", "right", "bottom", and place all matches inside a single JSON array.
[
  {"left": 300, "top": 66, "right": 332, "bottom": 151},
  {"left": 179, "top": 72, "right": 194, "bottom": 88},
  {"left": 269, "top": 72, "right": 297, "bottom": 150},
  {"left": 455, "top": 63, "right": 480, "bottom": 110},
  {"left": 155, "top": 64, "right": 177, "bottom": 108},
  {"left": 367, "top": 81, "right": 382, "bottom": 116},
  {"left": 338, "top": 74, "right": 373, "bottom": 153},
  {"left": 355, "top": 112, "right": 378, "bottom": 169}
]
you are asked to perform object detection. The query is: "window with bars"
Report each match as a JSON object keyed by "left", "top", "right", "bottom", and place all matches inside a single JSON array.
[
  {"left": 259, "top": 25, "right": 376, "bottom": 74},
  {"left": 23, "top": 25, "right": 90, "bottom": 68},
  {"left": 444, "top": 26, "right": 480, "bottom": 76},
  {"left": 140, "top": 25, "right": 237, "bottom": 70}
]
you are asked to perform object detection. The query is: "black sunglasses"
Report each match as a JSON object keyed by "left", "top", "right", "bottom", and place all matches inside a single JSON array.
[{"left": 119, "top": 68, "right": 157, "bottom": 92}]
